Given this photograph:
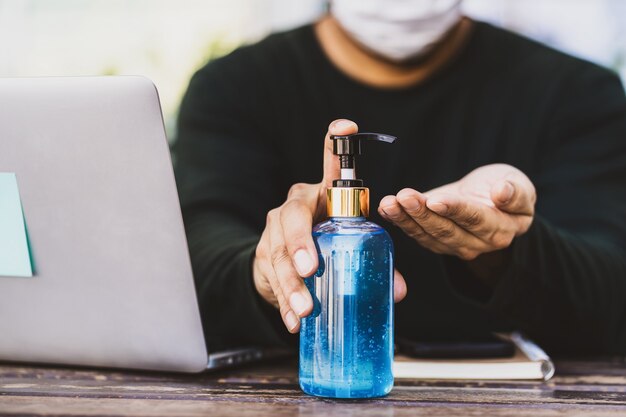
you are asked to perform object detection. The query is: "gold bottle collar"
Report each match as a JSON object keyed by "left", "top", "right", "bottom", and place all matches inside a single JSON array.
[{"left": 327, "top": 187, "right": 369, "bottom": 218}]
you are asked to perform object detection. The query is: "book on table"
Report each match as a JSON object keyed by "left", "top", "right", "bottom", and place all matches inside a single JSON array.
[{"left": 393, "top": 332, "right": 555, "bottom": 381}]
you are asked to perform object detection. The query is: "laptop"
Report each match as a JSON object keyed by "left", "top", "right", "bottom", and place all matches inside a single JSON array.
[{"left": 0, "top": 76, "right": 269, "bottom": 372}]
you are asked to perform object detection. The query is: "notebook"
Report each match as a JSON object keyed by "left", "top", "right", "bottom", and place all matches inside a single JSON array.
[{"left": 393, "top": 332, "right": 555, "bottom": 381}]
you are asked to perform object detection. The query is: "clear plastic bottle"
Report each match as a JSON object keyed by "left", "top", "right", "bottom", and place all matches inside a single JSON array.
[
  {"left": 299, "top": 217, "right": 394, "bottom": 398},
  {"left": 298, "top": 131, "right": 397, "bottom": 399}
]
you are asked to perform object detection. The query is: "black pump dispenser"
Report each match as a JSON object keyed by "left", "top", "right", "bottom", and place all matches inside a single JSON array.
[{"left": 330, "top": 133, "right": 397, "bottom": 187}]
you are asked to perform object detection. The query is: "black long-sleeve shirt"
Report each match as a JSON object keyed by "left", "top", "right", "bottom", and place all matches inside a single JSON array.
[{"left": 173, "top": 21, "right": 626, "bottom": 355}]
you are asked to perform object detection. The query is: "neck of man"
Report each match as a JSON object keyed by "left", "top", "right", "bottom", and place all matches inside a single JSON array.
[{"left": 314, "top": 15, "right": 474, "bottom": 89}]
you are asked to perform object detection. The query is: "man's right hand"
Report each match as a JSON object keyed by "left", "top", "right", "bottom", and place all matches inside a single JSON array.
[{"left": 253, "top": 119, "right": 407, "bottom": 333}]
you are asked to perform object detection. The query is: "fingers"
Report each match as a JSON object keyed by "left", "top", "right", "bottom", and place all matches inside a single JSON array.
[
  {"left": 378, "top": 195, "right": 448, "bottom": 254},
  {"left": 283, "top": 183, "right": 321, "bottom": 277},
  {"left": 280, "top": 211, "right": 316, "bottom": 278},
  {"left": 267, "top": 211, "right": 312, "bottom": 332},
  {"left": 396, "top": 188, "right": 489, "bottom": 258},
  {"left": 253, "top": 229, "right": 278, "bottom": 307},
  {"left": 426, "top": 193, "right": 518, "bottom": 251},
  {"left": 280, "top": 192, "right": 318, "bottom": 277},
  {"left": 323, "top": 119, "right": 358, "bottom": 188},
  {"left": 426, "top": 193, "right": 487, "bottom": 230},
  {"left": 381, "top": 189, "right": 490, "bottom": 260},
  {"left": 254, "top": 229, "right": 299, "bottom": 331},
  {"left": 253, "top": 182, "right": 323, "bottom": 334},
  {"left": 393, "top": 268, "right": 407, "bottom": 303},
  {"left": 258, "top": 259, "right": 297, "bottom": 331}
]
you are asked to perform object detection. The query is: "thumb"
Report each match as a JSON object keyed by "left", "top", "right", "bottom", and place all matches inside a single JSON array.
[
  {"left": 394, "top": 268, "right": 407, "bottom": 303},
  {"left": 322, "top": 119, "right": 358, "bottom": 189},
  {"left": 491, "top": 178, "right": 536, "bottom": 216}
]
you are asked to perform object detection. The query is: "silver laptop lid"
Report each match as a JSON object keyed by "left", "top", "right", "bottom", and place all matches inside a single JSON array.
[{"left": 0, "top": 76, "right": 208, "bottom": 372}]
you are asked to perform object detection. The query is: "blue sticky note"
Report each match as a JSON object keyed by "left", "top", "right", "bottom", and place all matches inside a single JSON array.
[{"left": 0, "top": 173, "right": 33, "bottom": 277}]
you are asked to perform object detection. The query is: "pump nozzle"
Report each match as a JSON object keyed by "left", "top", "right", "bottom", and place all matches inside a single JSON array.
[
  {"left": 329, "top": 132, "right": 397, "bottom": 187},
  {"left": 326, "top": 132, "right": 397, "bottom": 218}
]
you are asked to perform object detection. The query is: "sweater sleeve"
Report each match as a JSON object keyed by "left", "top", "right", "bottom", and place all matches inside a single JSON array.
[
  {"left": 445, "top": 64, "right": 626, "bottom": 355},
  {"left": 172, "top": 54, "right": 294, "bottom": 351}
]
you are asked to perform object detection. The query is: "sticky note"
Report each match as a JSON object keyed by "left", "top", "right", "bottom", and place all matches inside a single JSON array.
[{"left": 0, "top": 173, "right": 33, "bottom": 277}]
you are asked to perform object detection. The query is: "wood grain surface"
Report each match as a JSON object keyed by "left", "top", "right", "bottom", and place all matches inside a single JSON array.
[{"left": 1, "top": 356, "right": 626, "bottom": 416}]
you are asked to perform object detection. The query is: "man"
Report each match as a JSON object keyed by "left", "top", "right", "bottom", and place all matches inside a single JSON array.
[{"left": 174, "top": 0, "right": 626, "bottom": 354}]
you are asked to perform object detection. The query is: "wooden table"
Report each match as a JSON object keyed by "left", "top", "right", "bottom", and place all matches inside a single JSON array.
[{"left": 1, "top": 356, "right": 626, "bottom": 416}]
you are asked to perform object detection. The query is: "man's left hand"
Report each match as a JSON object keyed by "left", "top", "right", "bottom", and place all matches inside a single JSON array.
[{"left": 378, "top": 164, "right": 536, "bottom": 261}]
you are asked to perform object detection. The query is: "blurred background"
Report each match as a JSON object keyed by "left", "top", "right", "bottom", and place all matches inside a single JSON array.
[{"left": 1, "top": 0, "right": 624, "bottom": 140}]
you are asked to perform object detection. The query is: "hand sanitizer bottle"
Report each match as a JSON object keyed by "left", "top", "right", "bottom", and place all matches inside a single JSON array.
[{"left": 299, "top": 132, "right": 396, "bottom": 398}]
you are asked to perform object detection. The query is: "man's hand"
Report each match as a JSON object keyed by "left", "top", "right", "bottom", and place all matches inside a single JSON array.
[
  {"left": 253, "top": 119, "right": 407, "bottom": 334},
  {"left": 378, "top": 164, "right": 536, "bottom": 263}
]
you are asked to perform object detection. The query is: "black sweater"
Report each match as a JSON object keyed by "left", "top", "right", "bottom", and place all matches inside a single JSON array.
[{"left": 173, "top": 21, "right": 626, "bottom": 355}]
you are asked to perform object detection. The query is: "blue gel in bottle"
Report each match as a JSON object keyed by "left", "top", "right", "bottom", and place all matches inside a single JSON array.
[
  {"left": 299, "top": 217, "right": 394, "bottom": 398},
  {"left": 298, "top": 131, "right": 396, "bottom": 399}
]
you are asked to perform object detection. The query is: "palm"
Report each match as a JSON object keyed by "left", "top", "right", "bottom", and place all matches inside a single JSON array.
[{"left": 426, "top": 164, "right": 522, "bottom": 208}]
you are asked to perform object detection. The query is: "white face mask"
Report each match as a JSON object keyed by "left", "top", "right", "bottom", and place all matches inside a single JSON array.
[{"left": 331, "top": 0, "right": 463, "bottom": 62}]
